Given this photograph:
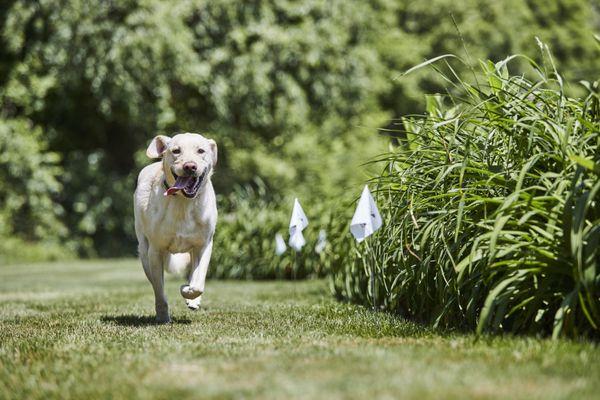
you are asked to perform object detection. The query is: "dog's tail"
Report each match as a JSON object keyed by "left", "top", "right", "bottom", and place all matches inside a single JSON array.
[{"left": 166, "top": 253, "right": 191, "bottom": 276}]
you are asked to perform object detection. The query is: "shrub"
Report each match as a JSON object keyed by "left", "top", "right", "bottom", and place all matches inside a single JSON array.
[
  {"left": 0, "top": 117, "right": 74, "bottom": 262},
  {"left": 331, "top": 54, "right": 600, "bottom": 338},
  {"left": 211, "top": 182, "right": 347, "bottom": 280},
  {"left": 0, "top": 237, "right": 73, "bottom": 265}
]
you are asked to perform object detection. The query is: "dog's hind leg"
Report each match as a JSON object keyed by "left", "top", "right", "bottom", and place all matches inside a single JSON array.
[
  {"left": 180, "top": 238, "right": 213, "bottom": 310},
  {"left": 147, "top": 245, "right": 170, "bottom": 323}
]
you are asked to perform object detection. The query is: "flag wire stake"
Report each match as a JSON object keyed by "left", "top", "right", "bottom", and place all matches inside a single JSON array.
[{"left": 365, "top": 238, "right": 376, "bottom": 312}]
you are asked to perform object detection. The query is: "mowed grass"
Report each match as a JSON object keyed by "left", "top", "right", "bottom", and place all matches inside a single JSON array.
[{"left": 0, "top": 260, "right": 599, "bottom": 400}]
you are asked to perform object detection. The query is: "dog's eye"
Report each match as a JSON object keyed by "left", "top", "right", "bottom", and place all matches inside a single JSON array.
[
  {"left": 172, "top": 148, "right": 181, "bottom": 155},
  {"left": 197, "top": 148, "right": 205, "bottom": 154}
]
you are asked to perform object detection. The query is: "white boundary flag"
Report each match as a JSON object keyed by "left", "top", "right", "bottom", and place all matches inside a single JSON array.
[
  {"left": 275, "top": 233, "right": 287, "bottom": 255},
  {"left": 289, "top": 198, "right": 308, "bottom": 251},
  {"left": 350, "top": 185, "right": 382, "bottom": 242},
  {"left": 315, "top": 229, "right": 327, "bottom": 254}
]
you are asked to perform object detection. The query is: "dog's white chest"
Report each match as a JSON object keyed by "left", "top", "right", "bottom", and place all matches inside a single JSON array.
[
  {"left": 164, "top": 217, "right": 203, "bottom": 253},
  {"left": 144, "top": 194, "right": 213, "bottom": 253}
]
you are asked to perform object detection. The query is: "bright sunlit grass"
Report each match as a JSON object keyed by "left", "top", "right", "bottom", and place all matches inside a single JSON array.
[{"left": 1, "top": 260, "right": 599, "bottom": 399}]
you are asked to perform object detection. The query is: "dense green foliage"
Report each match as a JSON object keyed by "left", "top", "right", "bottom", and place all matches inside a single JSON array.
[
  {"left": 210, "top": 184, "right": 356, "bottom": 280},
  {"left": 0, "top": 118, "right": 73, "bottom": 263},
  {"left": 0, "top": 0, "right": 393, "bottom": 258},
  {"left": 381, "top": 0, "right": 600, "bottom": 115},
  {"left": 0, "top": 0, "right": 599, "bottom": 267},
  {"left": 210, "top": 185, "right": 327, "bottom": 280},
  {"left": 331, "top": 55, "right": 600, "bottom": 337}
]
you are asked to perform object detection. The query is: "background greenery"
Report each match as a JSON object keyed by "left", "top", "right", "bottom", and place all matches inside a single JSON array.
[{"left": 1, "top": 0, "right": 598, "bottom": 264}]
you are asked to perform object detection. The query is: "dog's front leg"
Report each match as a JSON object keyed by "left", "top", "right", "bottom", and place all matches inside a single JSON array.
[
  {"left": 180, "top": 239, "right": 213, "bottom": 310},
  {"left": 148, "top": 246, "right": 171, "bottom": 323}
]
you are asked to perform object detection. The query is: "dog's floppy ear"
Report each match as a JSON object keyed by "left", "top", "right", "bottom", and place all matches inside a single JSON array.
[
  {"left": 146, "top": 135, "right": 171, "bottom": 158},
  {"left": 208, "top": 139, "right": 218, "bottom": 168}
]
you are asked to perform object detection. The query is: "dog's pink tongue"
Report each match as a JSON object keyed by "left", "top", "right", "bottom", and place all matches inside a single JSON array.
[{"left": 164, "top": 176, "right": 193, "bottom": 196}]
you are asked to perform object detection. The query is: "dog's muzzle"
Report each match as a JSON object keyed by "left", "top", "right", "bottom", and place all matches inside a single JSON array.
[{"left": 164, "top": 168, "right": 208, "bottom": 198}]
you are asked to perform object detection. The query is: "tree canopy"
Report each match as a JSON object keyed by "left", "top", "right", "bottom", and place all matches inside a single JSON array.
[{"left": 0, "top": 0, "right": 598, "bottom": 258}]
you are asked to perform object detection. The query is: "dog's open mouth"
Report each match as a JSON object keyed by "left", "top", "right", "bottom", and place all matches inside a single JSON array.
[{"left": 164, "top": 169, "right": 207, "bottom": 198}]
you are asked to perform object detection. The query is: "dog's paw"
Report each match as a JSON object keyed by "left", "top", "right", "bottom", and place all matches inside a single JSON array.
[
  {"left": 180, "top": 284, "right": 203, "bottom": 300},
  {"left": 155, "top": 314, "right": 172, "bottom": 324},
  {"left": 186, "top": 296, "right": 202, "bottom": 311}
]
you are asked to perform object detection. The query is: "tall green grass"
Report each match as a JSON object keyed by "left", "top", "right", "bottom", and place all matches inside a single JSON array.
[{"left": 331, "top": 54, "right": 600, "bottom": 338}]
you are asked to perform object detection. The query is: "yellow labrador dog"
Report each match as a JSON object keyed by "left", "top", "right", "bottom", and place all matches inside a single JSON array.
[{"left": 134, "top": 133, "right": 217, "bottom": 323}]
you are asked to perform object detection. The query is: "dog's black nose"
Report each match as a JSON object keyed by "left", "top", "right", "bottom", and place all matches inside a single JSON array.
[{"left": 183, "top": 162, "right": 197, "bottom": 174}]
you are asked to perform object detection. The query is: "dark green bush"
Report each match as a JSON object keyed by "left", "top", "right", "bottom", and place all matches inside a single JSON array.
[
  {"left": 0, "top": 118, "right": 74, "bottom": 263},
  {"left": 211, "top": 183, "right": 349, "bottom": 280},
  {"left": 331, "top": 55, "right": 600, "bottom": 338}
]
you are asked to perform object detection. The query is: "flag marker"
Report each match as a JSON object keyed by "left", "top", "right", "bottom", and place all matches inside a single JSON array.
[
  {"left": 289, "top": 198, "right": 308, "bottom": 251},
  {"left": 350, "top": 185, "right": 382, "bottom": 311},
  {"left": 288, "top": 198, "right": 308, "bottom": 283},
  {"left": 315, "top": 229, "right": 327, "bottom": 254},
  {"left": 275, "top": 233, "right": 287, "bottom": 255},
  {"left": 350, "top": 185, "right": 382, "bottom": 242}
]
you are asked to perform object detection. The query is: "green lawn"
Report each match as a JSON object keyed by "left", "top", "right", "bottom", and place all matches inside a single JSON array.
[{"left": 0, "top": 260, "right": 598, "bottom": 400}]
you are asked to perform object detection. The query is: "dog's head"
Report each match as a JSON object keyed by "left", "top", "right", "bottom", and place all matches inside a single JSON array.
[{"left": 146, "top": 133, "right": 217, "bottom": 198}]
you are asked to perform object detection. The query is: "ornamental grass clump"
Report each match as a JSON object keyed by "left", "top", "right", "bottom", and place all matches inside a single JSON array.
[{"left": 331, "top": 53, "right": 600, "bottom": 338}]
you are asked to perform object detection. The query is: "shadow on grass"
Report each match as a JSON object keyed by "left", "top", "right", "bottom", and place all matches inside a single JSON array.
[{"left": 101, "top": 314, "right": 191, "bottom": 326}]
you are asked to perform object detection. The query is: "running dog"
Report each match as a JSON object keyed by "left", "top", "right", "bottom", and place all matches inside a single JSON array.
[{"left": 134, "top": 133, "right": 217, "bottom": 323}]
